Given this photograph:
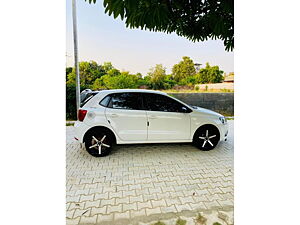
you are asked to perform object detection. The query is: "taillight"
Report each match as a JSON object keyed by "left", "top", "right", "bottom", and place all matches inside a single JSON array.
[{"left": 78, "top": 109, "right": 87, "bottom": 121}]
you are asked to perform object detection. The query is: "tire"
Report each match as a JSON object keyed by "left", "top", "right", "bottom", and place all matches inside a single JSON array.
[
  {"left": 84, "top": 130, "right": 113, "bottom": 157},
  {"left": 193, "top": 125, "right": 220, "bottom": 151}
]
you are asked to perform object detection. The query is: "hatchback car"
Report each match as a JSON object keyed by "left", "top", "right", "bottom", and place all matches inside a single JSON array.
[{"left": 74, "top": 89, "right": 228, "bottom": 157}]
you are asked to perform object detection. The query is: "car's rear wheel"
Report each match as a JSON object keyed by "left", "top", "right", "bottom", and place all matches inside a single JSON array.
[
  {"left": 193, "top": 125, "right": 220, "bottom": 151},
  {"left": 85, "top": 130, "right": 113, "bottom": 157}
]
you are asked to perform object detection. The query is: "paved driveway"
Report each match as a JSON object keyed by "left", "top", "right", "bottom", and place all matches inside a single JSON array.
[{"left": 66, "top": 121, "right": 234, "bottom": 225}]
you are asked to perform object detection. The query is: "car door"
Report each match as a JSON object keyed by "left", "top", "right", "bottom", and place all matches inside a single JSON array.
[
  {"left": 142, "top": 93, "right": 191, "bottom": 141},
  {"left": 105, "top": 92, "right": 147, "bottom": 141}
]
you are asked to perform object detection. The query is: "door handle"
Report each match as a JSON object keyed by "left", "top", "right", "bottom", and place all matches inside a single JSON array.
[{"left": 110, "top": 113, "right": 118, "bottom": 118}]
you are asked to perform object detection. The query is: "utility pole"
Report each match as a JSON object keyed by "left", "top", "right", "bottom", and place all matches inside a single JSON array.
[{"left": 72, "top": 0, "right": 80, "bottom": 111}]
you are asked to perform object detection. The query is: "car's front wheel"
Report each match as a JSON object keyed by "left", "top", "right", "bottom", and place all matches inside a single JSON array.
[
  {"left": 85, "top": 130, "right": 113, "bottom": 157},
  {"left": 193, "top": 125, "right": 220, "bottom": 151}
]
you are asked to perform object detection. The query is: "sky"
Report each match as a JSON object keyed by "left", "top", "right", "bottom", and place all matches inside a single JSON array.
[{"left": 66, "top": 0, "right": 234, "bottom": 75}]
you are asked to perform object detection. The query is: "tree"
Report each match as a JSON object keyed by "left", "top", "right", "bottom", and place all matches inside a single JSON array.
[
  {"left": 67, "top": 61, "right": 105, "bottom": 86},
  {"left": 66, "top": 83, "right": 89, "bottom": 120},
  {"left": 172, "top": 56, "right": 196, "bottom": 83},
  {"left": 85, "top": 0, "right": 234, "bottom": 51},
  {"left": 102, "top": 62, "right": 114, "bottom": 72},
  {"left": 106, "top": 68, "right": 121, "bottom": 77},
  {"left": 196, "top": 63, "right": 224, "bottom": 84},
  {"left": 147, "top": 64, "right": 167, "bottom": 89},
  {"left": 94, "top": 72, "right": 139, "bottom": 89},
  {"left": 66, "top": 67, "right": 73, "bottom": 82}
]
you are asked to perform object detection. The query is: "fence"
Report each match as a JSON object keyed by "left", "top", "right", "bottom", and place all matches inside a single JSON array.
[{"left": 170, "top": 93, "right": 234, "bottom": 116}]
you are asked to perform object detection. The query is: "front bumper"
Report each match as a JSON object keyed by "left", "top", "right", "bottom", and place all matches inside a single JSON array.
[{"left": 218, "top": 122, "right": 229, "bottom": 141}]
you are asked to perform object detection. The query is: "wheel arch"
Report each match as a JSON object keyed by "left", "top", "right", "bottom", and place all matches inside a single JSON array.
[
  {"left": 83, "top": 126, "right": 117, "bottom": 144},
  {"left": 192, "top": 124, "right": 220, "bottom": 141}
]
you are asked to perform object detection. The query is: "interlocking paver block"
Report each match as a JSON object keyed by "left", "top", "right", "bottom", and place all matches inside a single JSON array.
[
  {"left": 73, "top": 208, "right": 90, "bottom": 218},
  {"left": 143, "top": 194, "right": 158, "bottom": 201},
  {"left": 146, "top": 207, "right": 162, "bottom": 216},
  {"left": 97, "top": 214, "right": 114, "bottom": 223},
  {"left": 136, "top": 188, "right": 150, "bottom": 195},
  {"left": 80, "top": 194, "right": 94, "bottom": 202},
  {"left": 79, "top": 215, "right": 97, "bottom": 224},
  {"left": 151, "top": 199, "right": 167, "bottom": 208},
  {"left": 160, "top": 205, "right": 177, "bottom": 213},
  {"left": 166, "top": 198, "right": 181, "bottom": 206},
  {"left": 94, "top": 192, "right": 109, "bottom": 200},
  {"left": 156, "top": 192, "right": 171, "bottom": 199},
  {"left": 217, "top": 199, "right": 233, "bottom": 207},
  {"left": 179, "top": 196, "right": 194, "bottom": 204},
  {"left": 129, "top": 195, "right": 143, "bottom": 203},
  {"left": 66, "top": 209, "right": 75, "bottom": 219},
  {"left": 137, "top": 201, "right": 152, "bottom": 210},
  {"left": 84, "top": 200, "right": 100, "bottom": 209},
  {"left": 130, "top": 209, "right": 147, "bottom": 218},
  {"left": 204, "top": 200, "right": 221, "bottom": 209},
  {"left": 123, "top": 190, "right": 136, "bottom": 197},
  {"left": 100, "top": 198, "right": 115, "bottom": 207},
  {"left": 123, "top": 202, "right": 138, "bottom": 211},
  {"left": 195, "top": 189, "right": 209, "bottom": 196},
  {"left": 116, "top": 185, "right": 129, "bottom": 192},
  {"left": 66, "top": 195, "right": 80, "bottom": 203},
  {"left": 220, "top": 186, "right": 233, "bottom": 193},
  {"left": 107, "top": 204, "right": 122, "bottom": 214},
  {"left": 66, "top": 217, "right": 80, "bottom": 225},
  {"left": 75, "top": 189, "right": 89, "bottom": 196},
  {"left": 189, "top": 202, "right": 207, "bottom": 210},
  {"left": 109, "top": 191, "right": 123, "bottom": 199},
  {"left": 69, "top": 202, "right": 85, "bottom": 211},
  {"left": 148, "top": 187, "right": 162, "bottom": 194},
  {"left": 115, "top": 196, "right": 129, "bottom": 205},
  {"left": 175, "top": 203, "right": 192, "bottom": 212},
  {"left": 114, "top": 211, "right": 130, "bottom": 220},
  {"left": 90, "top": 206, "right": 107, "bottom": 216}
]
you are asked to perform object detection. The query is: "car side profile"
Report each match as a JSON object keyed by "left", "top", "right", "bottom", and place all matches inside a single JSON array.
[{"left": 74, "top": 89, "right": 228, "bottom": 157}]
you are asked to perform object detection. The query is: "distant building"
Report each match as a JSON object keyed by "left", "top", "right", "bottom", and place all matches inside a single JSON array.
[{"left": 224, "top": 72, "right": 234, "bottom": 83}]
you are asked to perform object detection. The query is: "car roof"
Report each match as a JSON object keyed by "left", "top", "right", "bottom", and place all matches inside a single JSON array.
[{"left": 98, "top": 89, "right": 168, "bottom": 95}]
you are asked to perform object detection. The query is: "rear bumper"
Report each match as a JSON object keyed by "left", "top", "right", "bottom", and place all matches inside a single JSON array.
[{"left": 74, "top": 121, "right": 90, "bottom": 143}]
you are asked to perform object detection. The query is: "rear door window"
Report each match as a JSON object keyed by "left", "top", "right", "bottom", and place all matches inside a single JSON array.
[{"left": 108, "top": 93, "right": 142, "bottom": 110}]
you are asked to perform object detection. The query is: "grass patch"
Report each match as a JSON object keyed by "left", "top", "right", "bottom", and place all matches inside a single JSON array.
[
  {"left": 195, "top": 213, "right": 207, "bottom": 225},
  {"left": 213, "top": 222, "right": 222, "bottom": 225},
  {"left": 176, "top": 218, "right": 187, "bottom": 225},
  {"left": 66, "top": 123, "right": 74, "bottom": 126},
  {"left": 152, "top": 221, "right": 166, "bottom": 225}
]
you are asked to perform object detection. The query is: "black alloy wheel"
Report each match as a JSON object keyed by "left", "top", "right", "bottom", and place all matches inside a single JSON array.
[
  {"left": 194, "top": 125, "right": 220, "bottom": 151},
  {"left": 85, "top": 131, "right": 113, "bottom": 157}
]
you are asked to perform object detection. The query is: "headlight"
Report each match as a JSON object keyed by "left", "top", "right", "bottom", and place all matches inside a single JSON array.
[{"left": 219, "top": 116, "right": 227, "bottom": 124}]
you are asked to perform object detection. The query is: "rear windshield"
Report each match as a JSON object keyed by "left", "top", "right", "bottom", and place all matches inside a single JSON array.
[{"left": 80, "top": 92, "right": 98, "bottom": 107}]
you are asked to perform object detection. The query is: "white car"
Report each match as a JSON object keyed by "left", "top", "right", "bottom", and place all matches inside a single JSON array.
[{"left": 74, "top": 89, "right": 228, "bottom": 157}]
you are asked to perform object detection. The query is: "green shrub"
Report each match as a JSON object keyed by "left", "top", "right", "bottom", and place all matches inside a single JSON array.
[
  {"left": 195, "top": 213, "right": 207, "bottom": 225},
  {"left": 152, "top": 221, "right": 166, "bottom": 225},
  {"left": 66, "top": 83, "right": 89, "bottom": 120},
  {"left": 176, "top": 218, "right": 187, "bottom": 225}
]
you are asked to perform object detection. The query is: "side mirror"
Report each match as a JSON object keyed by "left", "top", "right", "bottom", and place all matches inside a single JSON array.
[{"left": 181, "top": 106, "right": 191, "bottom": 113}]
